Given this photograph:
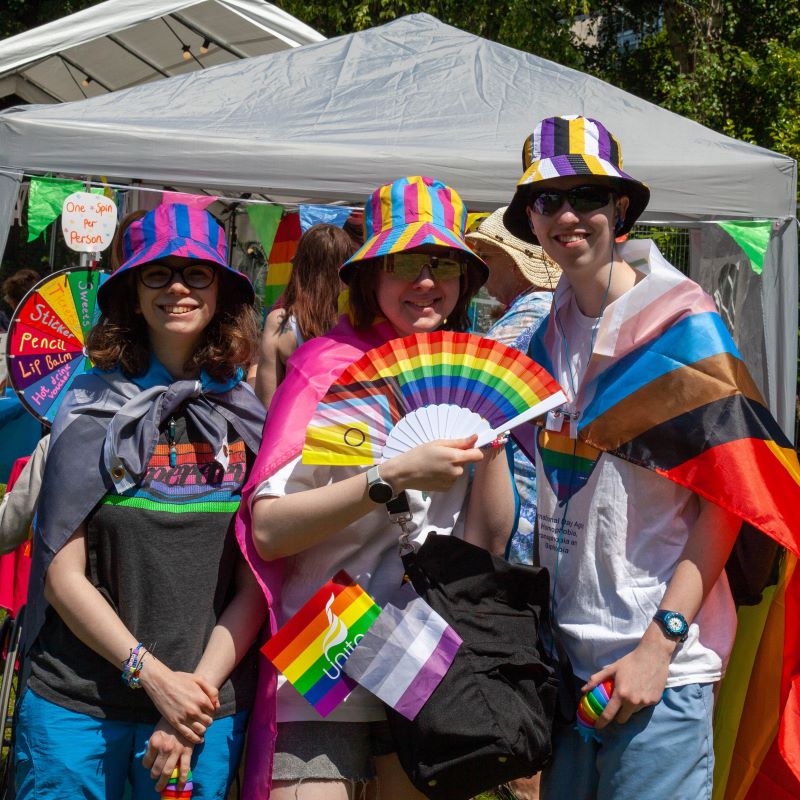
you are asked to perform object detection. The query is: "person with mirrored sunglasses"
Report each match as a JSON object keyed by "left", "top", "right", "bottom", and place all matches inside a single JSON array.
[
  {"left": 381, "top": 249, "right": 466, "bottom": 282},
  {"left": 501, "top": 116, "right": 764, "bottom": 800},
  {"left": 16, "top": 204, "right": 267, "bottom": 800},
  {"left": 240, "top": 176, "right": 516, "bottom": 800}
]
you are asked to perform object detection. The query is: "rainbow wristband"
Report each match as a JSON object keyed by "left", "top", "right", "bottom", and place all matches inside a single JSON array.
[{"left": 121, "top": 643, "right": 147, "bottom": 689}]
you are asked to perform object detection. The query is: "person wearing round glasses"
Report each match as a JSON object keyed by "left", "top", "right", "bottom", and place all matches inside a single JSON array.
[
  {"left": 239, "top": 176, "right": 515, "bottom": 799},
  {"left": 16, "top": 204, "right": 268, "bottom": 799},
  {"left": 504, "top": 117, "right": 743, "bottom": 800}
]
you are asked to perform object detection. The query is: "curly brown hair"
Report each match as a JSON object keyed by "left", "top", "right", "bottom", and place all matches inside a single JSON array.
[
  {"left": 3, "top": 268, "right": 40, "bottom": 309},
  {"left": 86, "top": 269, "right": 258, "bottom": 381},
  {"left": 347, "top": 256, "right": 485, "bottom": 332}
]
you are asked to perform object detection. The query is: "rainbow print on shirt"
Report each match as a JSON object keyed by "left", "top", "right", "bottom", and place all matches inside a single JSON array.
[
  {"left": 537, "top": 429, "right": 601, "bottom": 505},
  {"left": 261, "top": 571, "right": 381, "bottom": 717},
  {"left": 102, "top": 439, "right": 247, "bottom": 513}
]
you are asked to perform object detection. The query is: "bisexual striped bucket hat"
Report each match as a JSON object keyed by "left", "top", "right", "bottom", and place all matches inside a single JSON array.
[
  {"left": 98, "top": 203, "right": 254, "bottom": 312},
  {"left": 504, "top": 116, "right": 650, "bottom": 243},
  {"left": 340, "top": 176, "right": 488, "bottom": 284}
]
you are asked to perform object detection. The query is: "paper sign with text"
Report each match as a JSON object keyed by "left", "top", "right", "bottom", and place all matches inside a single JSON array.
[{"left": 61, "top": 191, "right": 117, "bottom": 252}]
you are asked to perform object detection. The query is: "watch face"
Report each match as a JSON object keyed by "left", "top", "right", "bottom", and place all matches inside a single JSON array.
[
  {"left": 661, "top": 611, "right": 688, "bottom": 638},
  {"left": 368, "top": 481, "right": 394, "bottom": 504},
  {"left": 666, "top": 616, "right": 685, "bottom": 634}
]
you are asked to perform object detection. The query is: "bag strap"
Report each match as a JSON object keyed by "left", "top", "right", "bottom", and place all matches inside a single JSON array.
[{"left": 386, "top": 491, "right": 415, "bottom": 554}]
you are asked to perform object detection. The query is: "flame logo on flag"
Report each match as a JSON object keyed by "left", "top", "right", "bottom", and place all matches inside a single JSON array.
[{"left": 321, "top": 593, "right": 348, "bottom": 662}]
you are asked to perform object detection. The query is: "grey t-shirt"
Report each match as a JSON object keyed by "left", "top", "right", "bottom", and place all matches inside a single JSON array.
[{"left": 28, "top": 414, "right": 258, "bottom": 722}]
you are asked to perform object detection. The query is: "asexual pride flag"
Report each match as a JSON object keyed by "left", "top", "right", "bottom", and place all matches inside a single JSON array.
[
  {"left": 343, "top": 583, "right": 462, "bottom": 720},
  {"left": 261, "top": 570, "right": 381, "bottom": 717}
]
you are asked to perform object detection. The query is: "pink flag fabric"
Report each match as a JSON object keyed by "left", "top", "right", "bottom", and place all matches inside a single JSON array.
[{"left": 162, "top": 191, "right": 218, "bottom": 210}]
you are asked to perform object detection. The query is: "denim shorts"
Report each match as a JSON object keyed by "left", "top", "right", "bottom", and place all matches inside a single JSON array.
[
  {"left": 272, "top": 721, "right": 395, "bottom": 782},
  {"left": 541, "top": 682, "right": 715, "bottom": 800},
  {"left": 15, "top": 689, "right": 248, "bottom": 800}
]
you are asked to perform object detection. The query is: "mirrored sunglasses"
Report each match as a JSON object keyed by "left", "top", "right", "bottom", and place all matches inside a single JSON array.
[
  {"left": 381, "top": 252, "right": 465, "bottom": 281},
  {"left": 530, "top": 185, "right": 614, "bottom": 216},
  {"left": 138, "top": 262, "right": 218, "bottom": 290}
]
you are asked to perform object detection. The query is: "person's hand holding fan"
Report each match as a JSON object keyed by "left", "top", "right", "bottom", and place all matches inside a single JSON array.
[{"left": 302, "top": 331, "right": 565, "bottom": 465}]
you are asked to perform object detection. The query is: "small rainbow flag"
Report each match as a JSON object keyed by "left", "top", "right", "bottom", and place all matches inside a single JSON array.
[
  {"left": 264, "top": 212, "right": 301, "bottom": 310},
  {"left": 261, "top": 570, "right": 381, "bottom": 717}
]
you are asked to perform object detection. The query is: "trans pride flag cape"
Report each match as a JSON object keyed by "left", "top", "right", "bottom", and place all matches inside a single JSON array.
[
  {"left": 526, "top": 239, "right": 800, "bottom": 799},
  {"left": 235, "top": 315, "right": 398, "bottom": 799}
]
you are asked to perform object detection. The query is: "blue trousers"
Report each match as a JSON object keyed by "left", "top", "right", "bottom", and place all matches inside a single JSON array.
[
  {"left": 15, "top": 689, "right": 248, "bottom": 799},
  {"left": 542, "top": 683, "right": 715, "bottom": 800}
]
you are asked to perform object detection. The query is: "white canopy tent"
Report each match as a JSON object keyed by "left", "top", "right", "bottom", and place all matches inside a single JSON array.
[
  {"left": 0, "top": 13, "right": 795, "bottom": 434},
  {"left": 0, "top": 0, "right": 325, "bottom": 104}
]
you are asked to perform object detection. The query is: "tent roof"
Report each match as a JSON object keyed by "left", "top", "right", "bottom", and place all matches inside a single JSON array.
[
  {"left": 0, "top": 0, "right": 324, "bottom": 104},
  {"left": 0, "top": 13, "right": 795, "bottom": 218}
]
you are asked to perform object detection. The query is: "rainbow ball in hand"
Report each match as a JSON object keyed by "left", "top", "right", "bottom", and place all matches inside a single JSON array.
[
  {"left": 575, "top": 679, "right": 614, "bottom": 742},
  {"left": 161, "top": 767, "right": 193, "bottom": 799}
]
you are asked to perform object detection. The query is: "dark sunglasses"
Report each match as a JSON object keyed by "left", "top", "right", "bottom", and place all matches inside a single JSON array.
[
  {"left": 530, "top": 184, "right": 615, "bottom": 216},
  {"left": 138, "top": 262, "right": 218, "bottom": 290},
  {"left": 381, "top": 251, "right": 465, "bottom": 281}
]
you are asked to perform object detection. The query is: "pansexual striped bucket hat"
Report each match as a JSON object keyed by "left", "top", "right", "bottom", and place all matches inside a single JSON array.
[
  {"left": 340, "top": 176, "right": 488, "bottom": 284},
  {"left": 504, "top": 115, "right": 650, "bottom": 243},
  {"left": 98, "top": 203, "right": 254, "bottom": 312}
]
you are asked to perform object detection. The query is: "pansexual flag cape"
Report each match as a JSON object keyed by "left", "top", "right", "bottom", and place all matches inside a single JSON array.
[
  {"left": 234, "top": 316, "right": 399, "bottom": 798},
  {"left": 261, "top": 570, "right": 381, "bottom": 717},
  {"left": 525, "top": 239, "right": 800, "bottom": 798}
]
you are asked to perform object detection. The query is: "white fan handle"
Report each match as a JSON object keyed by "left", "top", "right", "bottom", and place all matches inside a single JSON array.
[{"left": 473, "top": 391, "right": 568, "bottom": 448}]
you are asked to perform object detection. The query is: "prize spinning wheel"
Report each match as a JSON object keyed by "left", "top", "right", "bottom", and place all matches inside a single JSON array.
[{"left": 5, "top": 268, "right": 109, "bottom": 426}]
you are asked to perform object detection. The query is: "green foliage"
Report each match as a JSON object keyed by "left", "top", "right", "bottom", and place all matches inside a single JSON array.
[
  {"left": 277, "top": 0, "right": 799, "bottom": 170},
  {"left": 0, "top": 1, "right": 96, "bottom": 38},
  {"left": 581, "top": 1, "right": 800, "bottom": 168},
  {"left": 277, "top": 0, "right": 588, "bottom": 68}
]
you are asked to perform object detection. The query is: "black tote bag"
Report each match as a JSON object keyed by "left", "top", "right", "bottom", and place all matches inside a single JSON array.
[{"left": 385, "top": 532, "right": 572, "bottom": 800}]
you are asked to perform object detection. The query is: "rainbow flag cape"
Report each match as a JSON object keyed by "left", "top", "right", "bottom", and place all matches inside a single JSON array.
[
  {"left": 261, "top": 570, "right": 381, "bottom": 717},
  {"left": 526, "top": 239, "right": 800, "bottom": 797},
  {"left": 264, "top": 212, "right": 301, "bottom": 310}
]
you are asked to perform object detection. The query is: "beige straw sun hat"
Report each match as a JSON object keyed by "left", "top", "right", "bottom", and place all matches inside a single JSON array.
[{"left": 466, "top": 207, "right": 561, "bottom": 291}]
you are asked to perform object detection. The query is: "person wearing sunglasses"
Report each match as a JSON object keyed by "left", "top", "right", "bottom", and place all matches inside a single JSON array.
[
  {"left": 503, "top": 116, "right": 753, "bottom": 800},
  {"left": 16, "top": 204, "right": 267, "bottom": 799},
  {"left": 238, "top": 176, "right": 515, "bottom": 800}
]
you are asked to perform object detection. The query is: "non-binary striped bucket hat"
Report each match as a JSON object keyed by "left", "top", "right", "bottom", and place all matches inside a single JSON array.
[
  {"left": 340, "top": 176, "right": 488, "bottom": 284},
  {"left": 98, "top": 203, "right": 254, "bottom": 312},
  {"left": 504, "top": 115, "right": 650, "bottom": 243}
]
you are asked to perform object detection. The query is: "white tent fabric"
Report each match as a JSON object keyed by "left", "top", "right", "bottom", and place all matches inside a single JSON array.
[
  {"left": 0, "top": 13, "right": 795, "bottom": 433},
  {"left": 0, "top": 0, "right": 325, "bottom": 103}
]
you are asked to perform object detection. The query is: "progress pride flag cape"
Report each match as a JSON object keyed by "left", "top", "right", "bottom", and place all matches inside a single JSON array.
[
  {"left": 525, "top": 240, "right": 800, "bottom": 799},
  {"left": 235, "top": 316, "right": 397, "bottom": 800}
]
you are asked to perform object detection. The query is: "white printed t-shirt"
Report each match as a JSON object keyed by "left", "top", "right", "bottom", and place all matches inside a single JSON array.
[
  {"left": 254, "top": 457, "right": 469, "bottom": 722},
  {"left": 536, "top": 263, "right": 737, "bottom": 687}
]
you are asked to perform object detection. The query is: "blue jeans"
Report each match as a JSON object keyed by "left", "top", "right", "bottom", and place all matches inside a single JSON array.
[
  {"left": 15, "top": 689, "right": 248, "bottom": 799},
  {"left": 542, "top": 683, "right": 715, "bottom": 800}
]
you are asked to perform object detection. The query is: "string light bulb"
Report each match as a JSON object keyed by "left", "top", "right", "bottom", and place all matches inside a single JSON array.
[
  {"left": 199, "top": 38, "right": 211, "bottom": 55},
  {"left": 81, "top": 75, "right": 93, "bottom": 87},
  {"left": 182, "top": 44, "right": 191, "bottom": 60}
]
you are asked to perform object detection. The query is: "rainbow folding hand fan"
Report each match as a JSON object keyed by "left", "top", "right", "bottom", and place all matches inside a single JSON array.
[{"left": 302, "top": 331, "right": 566, "bottom": 466}]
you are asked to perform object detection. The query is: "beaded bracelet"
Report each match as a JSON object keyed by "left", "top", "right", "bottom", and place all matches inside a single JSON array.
[{"left": 121, "top": 643, "right": 147, "bottom": 689}]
